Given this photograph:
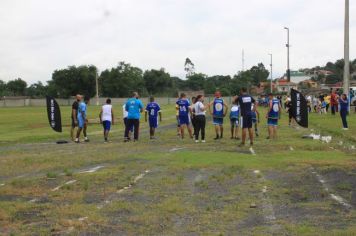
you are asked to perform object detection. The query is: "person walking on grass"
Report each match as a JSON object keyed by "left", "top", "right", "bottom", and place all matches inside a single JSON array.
[
  {"left": 123, "top": 103, "right": 133, "bottom": 140},
  {"left": 75, "top": 96, "right": 90, "bottom": 143},
  {"left": 209, "top": 91, "right": 228, "bottom": 140},
  {"left": 70, "top": 94, "right": 81, "bottom": 141},
  {"left": 238, "top": 88, "right": 256, "bottom": 147},
  {"left": 145, "top": 96, "right": 162, "bottom": 139},
  {"left": 99, "top": 98, "right": 114, "bottom": 143},
  {"left": 266, "top": 93, "right": 282, "bottom": 139},
  {"left": 230, "top": 96, "right": 240, "bottom": 140},
  {"left": 124, "top": 92, "right": 144, "bottom": 142},
  {"left": 339, "top": 94, "right": 349, "bottom": 130},
  {"left": 176, "top": 93, "right": 193, "bottom": 139},
  {"left": 193, "top": 95, "right": 206, "bottom": 143}
]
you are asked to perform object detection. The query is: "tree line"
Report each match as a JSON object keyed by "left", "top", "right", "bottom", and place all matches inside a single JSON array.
[
  {"left": 1, "top": 59, "right": 355, "bottom": 98},
  {"left": 0, "top": 61, "right": 270, "bottom": 98}
]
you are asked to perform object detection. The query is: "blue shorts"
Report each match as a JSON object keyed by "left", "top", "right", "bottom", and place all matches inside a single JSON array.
[
  {"left": 268, "top": 118, "right": 278, "bottom": 127},
  {"left": 179, "top": 115, "right": 190, "bottom": 125},
  {"left": 149, "top": 117, "right": 158, "bottom": 128},
  {"left": 124, "top": 118, "right": 134, "bottom": 132},
  {"left": 230, "top": 118, "right": 239, "bottom": 127},
  {"left": 213, "top": 117, "right": 224, "bottom": 125},
  {"left": 241, "top": 115, "right": 253, "bottom": 129},
  {"left": 78, "top": 117, "right": 85, "bottom": 128},
  {"left": 102, "top": 120, "right": 111, "bottom": 131}
]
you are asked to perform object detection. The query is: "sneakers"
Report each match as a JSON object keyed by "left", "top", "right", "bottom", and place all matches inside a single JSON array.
[
  {"left": 342, "top": 128, "right": 349, "bottom": 131},
  {"left": 84, "top": 137, "right": 90, "bottom": 142},
  {"left": 75, "top": 138, "right": 80, "bottom": 143},
  {"left": 195, "top": 140, "right": 199, "bottom": 143},
  {"left": 201, "top": 140, "right": 206, "bottom": 143}
]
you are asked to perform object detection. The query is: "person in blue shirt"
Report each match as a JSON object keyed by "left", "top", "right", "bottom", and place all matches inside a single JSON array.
[
  {"left": 208, "top": 91, "right": 228, "bottom": 140},
  {"left": 339, "top": 94, "right": 349, "bottom": 130},
  {"left": 75, "top": 96, "right": 90, "bottom": 143},
  {"left": 145, "top": 96, "right": 162, "bottom": 139},
  {"left": 229, "top": 96, "right": 240, "bottom": 140},
  {"left": 266, "top": 93, "right": 282, "bottom": 139},
  {"left": 176, "top": 93, "right": 193, "bottom": 139},
  {"left": 124, "top": 92, "right": 144, "bottom": 142}
]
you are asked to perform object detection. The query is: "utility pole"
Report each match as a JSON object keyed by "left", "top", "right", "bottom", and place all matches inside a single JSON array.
[
  {"left": 269, "top": 53, "right": 273, "bottom": 93},
  {"left": 343, "top": 0, "right": 350, "bottom": 107},
  {"left": 96, "top": 70, "right": 99, "bottom": 106},
  {"left": 242, "top": 49, "right": 245, "bottom": 72},
  {"left": 284, "top": 27, "right": 291, "bottom": 82}
]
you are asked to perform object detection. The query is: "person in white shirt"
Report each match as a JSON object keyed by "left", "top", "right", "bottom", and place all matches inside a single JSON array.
[
  {"left": 193, "top": 95, "right": 206, "bottom": 143},
  {"left": 99, "top": 98, "right": 114, "bottom": 142}
]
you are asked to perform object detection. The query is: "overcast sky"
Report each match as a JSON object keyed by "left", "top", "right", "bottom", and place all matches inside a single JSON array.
[{"left": 0, "top": 0, "right": 354, "bottom": 84}]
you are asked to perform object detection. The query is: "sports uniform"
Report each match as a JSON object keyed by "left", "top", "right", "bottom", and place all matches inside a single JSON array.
[
  {"left": 212, "top": 98, "right": 225, "bottom": 125},
  {"left": 146, "top": 102, "right": 161, "bottom": 128},
  {"left": 176, "top": 99, "right": 190, "bottom": 125},
  {"left": 230, "top": 105, "right": 240, "bottom": 127},
  {"left": 101, "top": 104, "right": 112, "bottom": 131},
  {"left": 268, "top": 98, "right": 280, "bottom": 127},
  {"left": 238, "top": 95, "right": 255, "bottom": 129}
]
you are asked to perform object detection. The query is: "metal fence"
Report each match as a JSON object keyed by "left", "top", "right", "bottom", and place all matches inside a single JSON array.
[{"left": 0, "top": 97, "right": 235, "bottom": 107}]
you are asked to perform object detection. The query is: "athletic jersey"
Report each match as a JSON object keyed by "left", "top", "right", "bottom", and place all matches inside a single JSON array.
[
  {"left": 176, "top": 99, "right": 190, "bottom": 116},
  {"left": 101, "top": 104, "right": 112, "bottom": 122},
  {"left": 213, "top": 98, "right": 224, "bottom": 118},
  {"left": 268, "top": 99, "right": 280, "bottom": 119},
  {"left": 238, "top": 94, "right": 255, "bottom": 116},
  {"left": 230, "top": 105, "right": 240, "bottom": 119},
  {"left": 146, "top": 102, "right": 161, "bottom": 119}
]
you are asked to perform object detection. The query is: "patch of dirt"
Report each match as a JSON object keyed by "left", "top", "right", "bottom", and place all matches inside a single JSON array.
[
  {"left": 318, "top": 168, "right": 356, "bottom": 207},
  {"left": 265, "top": 169, "right": 354, "bottom": 230}
]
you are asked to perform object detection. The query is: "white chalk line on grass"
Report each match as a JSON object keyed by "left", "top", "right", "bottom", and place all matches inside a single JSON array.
[
  {"left": 77, "top": 165, "right": 105, "bottom": 174},
  {"left": 249, "top": 147, "right": 256, "bottom": 156},
  {"left": 253, "top": 170, "right": 279, "bottom": 224},
  {"left": 97, "top": 170, "right": 150, "bottom": 209},
  {"left": 51, "top": 180, "right": 77, "bottom": 192},
  {"left": 311, "top": 168, "right": 352, "bottom": 209},
  {"left": 169, "top": 147, "right": 186, "bottom": 152},
  {"left": 0, "top": 183, "right": 4, "bottom": 187}
]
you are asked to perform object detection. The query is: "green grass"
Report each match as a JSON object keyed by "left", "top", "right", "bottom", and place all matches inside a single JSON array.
[{"left": 0, "top": 104, "right": 355, "bottom": 235}]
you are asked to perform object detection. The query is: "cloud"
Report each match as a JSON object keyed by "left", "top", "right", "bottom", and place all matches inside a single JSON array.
[{"left": 0, "top": 0, "right": 354, "bottom": 84}]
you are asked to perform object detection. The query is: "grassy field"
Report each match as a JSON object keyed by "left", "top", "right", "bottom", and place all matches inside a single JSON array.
[{"left": 0, "top": 103, "right": 355, "bottom": 235}]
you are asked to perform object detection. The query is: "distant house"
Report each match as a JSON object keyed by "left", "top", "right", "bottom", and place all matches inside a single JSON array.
[
  {"left": 285, "top": 71, "right": 312, "bottom": 84},
  {"left": 275, "top": 79, "right": 298, "bottom": 93},
  {"left": 316, "top": 70, "right": 334, "bottom": 77},
  {"left": 300, "top": 80, "right": 319, "bottom": 89}
]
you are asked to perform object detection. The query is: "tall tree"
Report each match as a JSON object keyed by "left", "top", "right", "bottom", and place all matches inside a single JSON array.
[
  {"left": 6, "top": 78, "right": 27, "bottom": 96},
  {"left": 100, "top": 62, "right": 145, "bottom": 98},
  {"left": 143, "top": 68, "right": 172, "bottom": 95},
  {"left": 49, "top": 65, "right": 97, "bottom": 98},
  {"left": 186, "top": 73, "right": 207, "bottom": 91},
  {"left": 26, "top": 81, "right": 48, "bottom": 98},
  {"left": 0, "top": 80, "right": 6, "bottom": 97}
]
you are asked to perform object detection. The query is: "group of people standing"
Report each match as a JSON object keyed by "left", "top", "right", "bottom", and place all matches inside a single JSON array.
[
  {"left": 307, "top": 89, "right": 351, "bottom": 130},
  {"left": 175, "top": 88, "right": 282, "bottom": 147},
  {"left": 69, "top": 89, "right": 294, "bottom": 146}
]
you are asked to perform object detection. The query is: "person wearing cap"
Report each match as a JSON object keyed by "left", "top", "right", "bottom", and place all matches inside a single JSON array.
[{"left": 208, "top": 91, "right": 228, "bottom": 140}]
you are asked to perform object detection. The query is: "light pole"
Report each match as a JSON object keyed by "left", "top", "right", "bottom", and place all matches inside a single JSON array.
[
  {"left": 284, "top": 27, "right": 290, "bottom": 82},
  {"left": 343, "top": 0, "right": 350, "bottom": 107},
  {"left": 96, "top": 69, "right": 99, "bottom": 106},
  {"left": 269, "top": 53, "right": 273, "bottom": 93}
]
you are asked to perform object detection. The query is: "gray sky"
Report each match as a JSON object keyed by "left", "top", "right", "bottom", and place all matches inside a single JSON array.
[{"left": 0, "top": 0, "right": 354, "bottom": 84}]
